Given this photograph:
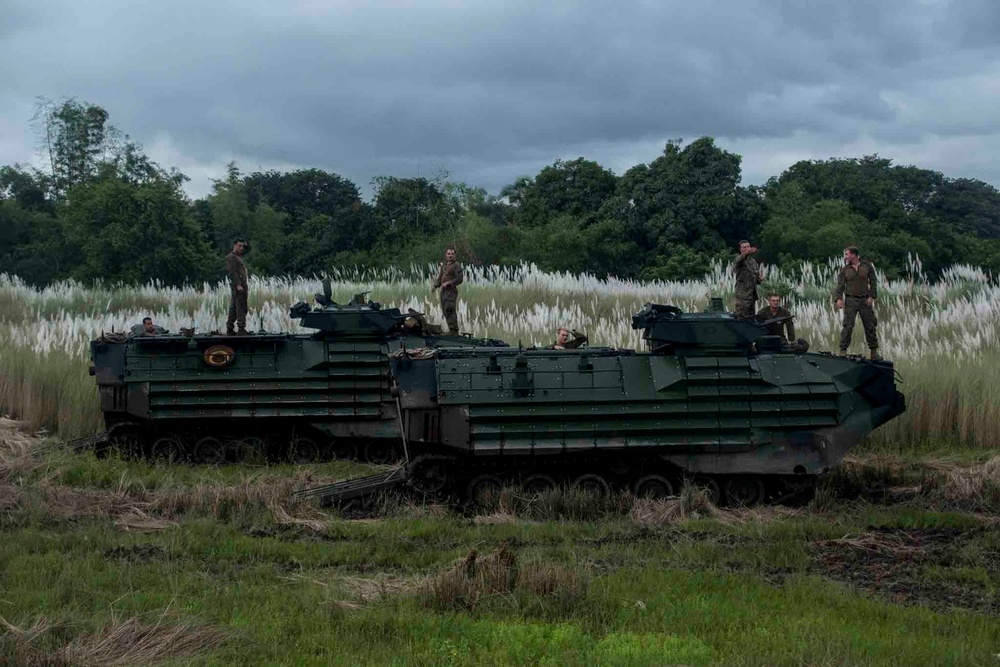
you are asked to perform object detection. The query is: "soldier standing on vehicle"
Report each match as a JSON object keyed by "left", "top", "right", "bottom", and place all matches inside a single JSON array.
[
  {"left": 432, "top": 246, "right": 464, "bottom": 334},
  {"left": 756, "top": 294, "right": 795, "bottom": 342},
  {"left": 733, "top": 240, "right": 763, "bottom": 318},
  {"left": 226, "top": 239, "right": 250, "bottom": 336},
  {"left": 834, "top": 245, "right": 881, "bottom": 360}
]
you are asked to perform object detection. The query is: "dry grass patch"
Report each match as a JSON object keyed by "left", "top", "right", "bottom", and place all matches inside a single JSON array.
[
  {"left": 0, "top": 613, "right": 224, "bottom": 667},
  {"left": 270, "top": 502, "right": 333, "bottom": 532},
  {"left": 424, "top": 543, "right": 588, "bottom": 612},
  {"left": 629, "top": 484, "right": 728, "bottom": 526},
  {"left": 112, "top": 508, "right": 178, "bottom": 533},
  {"left": 926, "top": 456, "right": 1000, "bottom": 506},
  {"left": 34, "top": 478, "right": 149, "bottom": 520},
  {"left": 0, "top": 481, "right": 22, "bottom": 511},
  {"left": 814, "top": 531, "right": 924, "bottom": 557},
  {"left": 340, "top": 575, "right": 426, "bottom": 603},
  {"left": 0, "top": 417, "right": 45, "bottom": 481}
]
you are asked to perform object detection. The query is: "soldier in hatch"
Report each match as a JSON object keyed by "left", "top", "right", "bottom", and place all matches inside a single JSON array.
[
  {"left": 756, "top": 294, "right": 795, "bottom": 342},
  {"left": 550, "top": 327, "right": 588, "bottom": 350},
  {"left": 432, "top": 246, "right": 464, "bottom": 334},
  {"left": 131, "top": 317, "right": 167, "bottom": 337},
  {"left": 402, "top": 308, "right": 444, "bottom": 336},
  {"left": 733, "top": 240, "right": 763, "bottom": 319},
  {"left": 834, "top": 245, "right": 881, "bottom": 360},
  {"left": 225, "top": 239, "right": 250, "bottom": 336}
]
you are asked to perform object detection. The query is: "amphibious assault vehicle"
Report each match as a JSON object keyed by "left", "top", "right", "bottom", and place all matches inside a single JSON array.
[
  {"left": 89, "top": 290, "right": 506, "bottom": 464},
  {"left": 385, "top": 304, "right": 905, "bottom": 506}
]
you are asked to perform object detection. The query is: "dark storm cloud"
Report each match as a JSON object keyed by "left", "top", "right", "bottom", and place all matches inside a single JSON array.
[{"left": 1, "top": 0, "right": 998, "bottom": 197}]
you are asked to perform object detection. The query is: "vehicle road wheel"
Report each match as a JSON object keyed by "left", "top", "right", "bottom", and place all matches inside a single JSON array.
[
  {"left": 232, "top": 436, "right": 268, "bottom": 464},
  {"left": 290, "top": 437, "right": 321, "bottom": 464},
  {"left": 193, "top": 436, "right": 227, "bottom": 465},
  {"left": 521, "top": 474, "right": 557, "bottom": 496},
  {"left": 572, "top": 473, "right": 611, "bottom": 495},
  {"left": 408, "top": 455, "right": 451, "bottom": 496},
  {"left": 634, "top": 474, "right": 674, "bottom": 500},
  {"left": 692, "top": 476, "right": 722, "bottom": 506},
  {"left": 364, "top": 440, "right": 397, "bottom": 465},
  {"left": 466, "top": 474, "right": 504, "bottom": 507},
  {"left": 107, "top": 424, "right": 142, "bottom": 459},
  {"left": 150, "top": 435, "right": 186, "bottom": 464},
  {"left": 331, "top": 441, "right": 359, "bottom": 461},
  {"left": 724, "top": 476, "right": 766, "bottom": 507}
]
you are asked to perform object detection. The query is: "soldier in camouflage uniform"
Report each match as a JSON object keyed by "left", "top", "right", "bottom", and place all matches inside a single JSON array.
[
  {"left": 432, "top": 247, "right": 464, "bottom": 334},
  {"left": 733, "top": 240, "right": 763, "bottom": 319},
  {"left": 834, "top": 246, "right": 881, "bottom": 360},
  {"left": 756, "top": 294, "right": 795, "bottom": 342},
  {"left": 225, "top": 239, "right": 250, "bottom": 335}
]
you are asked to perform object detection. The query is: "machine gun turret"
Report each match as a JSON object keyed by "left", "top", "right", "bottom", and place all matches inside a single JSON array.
[
  {"left": 632, "top": 303, "right": 791, "bottom": 355},
  {"left": 290, "top": 280, "right": 407, "bottom": 338}
]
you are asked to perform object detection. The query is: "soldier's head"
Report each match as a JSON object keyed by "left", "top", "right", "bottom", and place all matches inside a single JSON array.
[
  {"left": 445, "top": 247, "right": 456, "bottom": 262},
  {"left": 556, "top": 327, "right": 570, "bottom": 345},
  {"left": 142, "top": 317, "right": 155, "bottom": 334},
  {"left": 738, "top": 240, "right": 751, "bottom": 253},
  {"left": 845, "top": 246, "right": 860, "bottom": 263},
  {"left": 233, "top": 239, "right": 247, "bottom": 256},
  {"left": 767, "top": 294, "right": 781, "bottom": 310}
]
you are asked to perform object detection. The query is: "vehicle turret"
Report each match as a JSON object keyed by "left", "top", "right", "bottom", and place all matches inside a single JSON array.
[
  {"left": 632, "top": 303, "right": 792, "bottom": 355},
  {"left": 290, "top": 291, "right": 407, "bottom": 339}
]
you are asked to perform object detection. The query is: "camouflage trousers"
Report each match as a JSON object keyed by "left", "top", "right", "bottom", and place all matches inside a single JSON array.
[
  {"left": 840, "top": 296, "right": 878, "bottom": 352},
  {"left": 440, "top": 289, "right": 459, "bottom": 334},
  {"left": 734, "top": 296, "right": 756, "bottom": 319},
  {"left": 227, "top": 288, "right": 248, "bottom": 332}
]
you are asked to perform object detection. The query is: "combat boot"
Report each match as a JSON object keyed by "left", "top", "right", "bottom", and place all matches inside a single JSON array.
[
  {"left": 225, "top": 328, "right": 236, "bottom": 336},
  {"left": 869, "top": 349, "right": 883, "bottom": 361},
  {"left": 837, "top": 350, "right": 847, "bottom": 357},
  {"left": 236, "top": 328, "right": 250, "bottom": 336}
]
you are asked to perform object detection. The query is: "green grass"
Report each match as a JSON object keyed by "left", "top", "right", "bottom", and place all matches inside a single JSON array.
[{"left": 2, "top": 440, "right": 999, "bottom": 666}]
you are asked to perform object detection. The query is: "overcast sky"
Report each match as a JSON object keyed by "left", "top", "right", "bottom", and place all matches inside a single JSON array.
[{"left": 2, "top": 0, "right": 998, "bottom": 199}]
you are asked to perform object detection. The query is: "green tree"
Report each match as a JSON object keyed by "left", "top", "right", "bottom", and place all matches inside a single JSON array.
[
  {"left": 62, "top": 174, "right": 214, "bottom": 285},
  {"left": 206, "top": 164, "right": 286, "bottom": 276}
]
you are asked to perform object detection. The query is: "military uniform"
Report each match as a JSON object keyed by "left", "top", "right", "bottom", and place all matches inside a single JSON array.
[
  {"left": 834, "top": 259, "right": 878, "bottom": 354},
  {"left": 755, "top": 306, "right": 795, "bottom": 341},
  {"left": 550, "top": 331, "right": 588, "bottom": 350},
  {"left": 226, "top": 251, "right": 249, "bottom": 334},
  {"left": 733, "top": 253, "right": 762, "bottom": 318},
  {"left": 130, "top": 323, "right": 167, "bottom": 337},
  {"left": 403, "top": 309, "right": 444, "bottom": 336},
  {"left": 433, "top": 259, "right": 464, "bottom": 334}
]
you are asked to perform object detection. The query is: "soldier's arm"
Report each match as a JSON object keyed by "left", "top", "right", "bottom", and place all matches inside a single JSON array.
[
  {"left": 833, "top": 269, "right": 845, "bottom": 302},
  {"left": 868, "top": 262, "right": 878, "bottom": 299},
  {"left": 225, "top": 255, "right": 242, "bottom": 288},
  {"left": 786, "top": 317, "right": 796, "bottom": 341},
  {"left": 452, "top": 264, "right": 464, "bottom": 287},
  {"left": 566, "top": 332, "right": 588, "bottom": 349}
]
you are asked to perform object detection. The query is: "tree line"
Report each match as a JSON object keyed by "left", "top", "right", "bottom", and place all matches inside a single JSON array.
[{"left": 2, "top": 99, "right": 999, "bottom": 287}]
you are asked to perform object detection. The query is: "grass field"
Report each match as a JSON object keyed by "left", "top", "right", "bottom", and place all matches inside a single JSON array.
[
  {"left": 1, "top": 261, "right": 998, "bottom": 665},
  {"left": 1, "top": 419, "right": 998, "bottom": 666}
]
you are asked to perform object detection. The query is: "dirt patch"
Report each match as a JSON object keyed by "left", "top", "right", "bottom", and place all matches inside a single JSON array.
[{"left": 810, "top": 527, "right": 998, "bottom": 616}]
